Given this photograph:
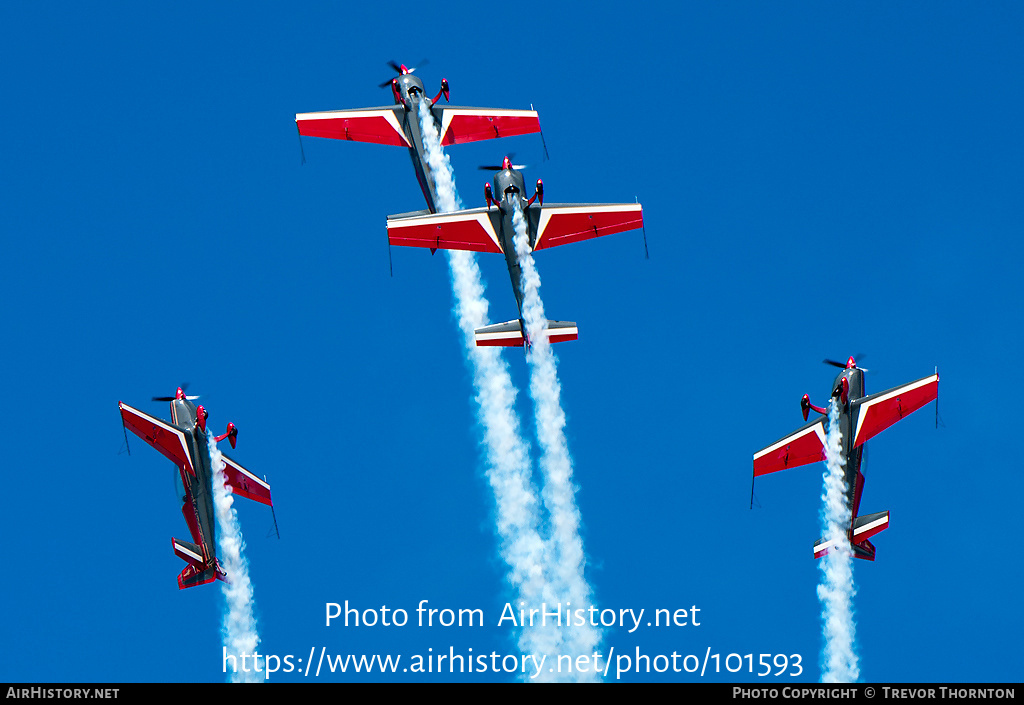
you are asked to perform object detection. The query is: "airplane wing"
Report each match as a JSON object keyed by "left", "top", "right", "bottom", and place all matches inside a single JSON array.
[
  {"left": 219, "top": 453, "right": 273, "bottom": 506},
  {"left": 386, "top": 207, "right": 504, "bottom": 254},
  {"left": 432, "top": 106, "right": 541, "bottom": 146},
  {"left": 851, "top": 373, "right": 939, "bottom": 448},
  {"left": 526, "top": 203, "right": 644, "bottom": 251},
  {"left": 753, "top": 416, "right": 828, "bottom": 477},
  {"left": 295, "top": 106, "right": 411, "bottom": 147},
  {"left": 119, "top": 402, "right": 195, "bottom": 476}
]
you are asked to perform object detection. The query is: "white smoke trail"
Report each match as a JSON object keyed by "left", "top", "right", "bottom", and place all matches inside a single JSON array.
[
  {"left": 416, "top": 100, "right": 566, "bottom": 676},
  {"left": 511, "top": 201, "right": 602, "bottom": 675},
  {"left": 817, "top": 400, "right": 859, "bottom": 683},
  {"left": 208, "top": 433, "right": 263, "bottom": 683},
  {"left": 417, "top": 99, "right": 462, "bottom": 214}
]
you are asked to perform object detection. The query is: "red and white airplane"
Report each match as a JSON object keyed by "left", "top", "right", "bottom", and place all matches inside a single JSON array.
[
  {"left": 752, "top": 358, "right": 939, "bottom": 560},
  {"left": 119, "top": 388, "right": 274, "bottom": 588},
  {"left": 386, "top": 157, "right": 645, "bottom": 346},
  {"left": 296, "top": 62, "right": 542, "bottom": 214}
]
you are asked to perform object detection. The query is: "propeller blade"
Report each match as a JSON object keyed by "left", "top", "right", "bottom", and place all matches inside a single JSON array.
[
  {"left": 478, "top": 154, "right": 525, "bottom": 171},
  {"left": 404, "top": 58, "right": 428, "bottom": 75},
  {"left": 380, "top": 60, "right": 405, "bottom": 87},
  {"left": 823, "top": 357, "right": 871, "bottom": 372},
  {"left": 153, "top": 383, "right": 198, "bottom": 402}
]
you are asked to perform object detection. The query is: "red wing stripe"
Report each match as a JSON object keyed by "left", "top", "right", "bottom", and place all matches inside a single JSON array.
[
  {"left": 533, "top": 204, "right": 644, "bottom": 251},
  {"left": 387, "top": 211, "right": 503, "bottom": 254},
  {"left": 220, "top": 455, "right": 272, "bottom": 506},
  {"left": 438, "top": 109, "right": 540, "bottom": 146},
  {"left": 752, "top": 420, "right": 827, "bottom": 476},
  {"left": 852, "top": 374, "right": 939, "bottom": 447},
  {"left": 224, "top": 457, "right": 270, "bottom": 491},
  {"left": 295, "top": 109, "right": 410, "bottom": 147},
  {"left": 119, "top": 402, "right": 194, "bottom": 476}
]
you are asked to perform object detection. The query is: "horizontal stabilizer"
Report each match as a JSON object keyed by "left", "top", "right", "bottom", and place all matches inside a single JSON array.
[
  {"left": 813, "top": 512, "right": 888, "bottom": 561},
  {"left": 814, "top": 537, "right": 878, "bottom": 561},
  {"left": 851, "top": 510, "right": 889, "bottom": 544},
  {"left": 172, "top": 538, "right": 205, "bottom": 568},
  {"left": 813, "top": 536, "right": 843, "bottom": 560},
  {"left": 474, "top": 319, "right": 578, "bottom": 347},
  {"left": 177, "top": 561, "right": 225, "bottom": 590},
  {"left": 852, "top": 539, "right": 877, "bottom": 562}
]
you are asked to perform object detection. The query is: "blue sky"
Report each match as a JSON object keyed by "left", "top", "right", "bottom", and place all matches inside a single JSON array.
[{"left": 1, "top": 2, "right": 1021, "bottom": 683}]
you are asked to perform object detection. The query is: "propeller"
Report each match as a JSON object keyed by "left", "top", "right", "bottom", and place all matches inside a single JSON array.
[
  {"left": 378, "top": 59, "right": 429, "bottom": 87},
  {"left": 823, "top": 354, "right": 869, "bottom": 372},
  {"left": 152, "top": 384, "right": 200, "bottom": 402},
  {"left": 479, "top": 154, "right": 526, "bottom": 171}
]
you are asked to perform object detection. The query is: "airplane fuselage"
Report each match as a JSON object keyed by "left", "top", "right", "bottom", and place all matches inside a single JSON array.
[
  {"left": 753, "top": 358, "right": 938, "bottom": 560},
  {"left": 119, "top": 392, "right": 272, "bottom": 587},
  {"left": 829, "top": 366, "right": 867, "bottom": 520},
  {"left": 392, "top": 74, "right": 443, "bottom": 213},
  {"left": 169, "top": 398, "right": 218, "bottom": 568},
  {"left": 491, "top": 168, "right": 532, "bottom": 317}
]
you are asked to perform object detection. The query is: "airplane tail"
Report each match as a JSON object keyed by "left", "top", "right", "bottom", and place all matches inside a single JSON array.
[
  {"left": 813, "top": 510, "right": 890, "bottom": 562},
  {"left": 173, "top": 537, "right": 226, "bottom": 589},
  {"left": 474, "top": 319, "right": 578, "bottom": 347},
  {"left": 177, "top": 564, "right": 222, "bottom": 589}
]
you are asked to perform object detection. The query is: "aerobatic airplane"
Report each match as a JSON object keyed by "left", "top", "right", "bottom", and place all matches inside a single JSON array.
[
  {"left": 752, "top": 357, "right": 939, "bottom": 561},
  {"left": 295, "top": 61, "right": 542, "bottom": 213},
  {"left": 119, "top": 388, "right": 274, "bottom": 589},
  {"left": 385, "top": 156, "right": 645, "bottom": 346}
]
